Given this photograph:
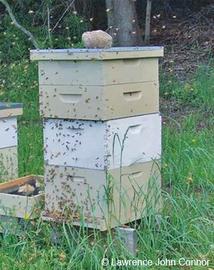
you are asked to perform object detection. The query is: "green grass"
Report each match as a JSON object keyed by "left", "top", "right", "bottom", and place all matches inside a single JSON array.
[
  {"left": 0, "top": 61, "right": 213, "bottom": 269},
  {"left": 160, "top": 64, "right": 214, "bottom": 111},
  {"left": 0, "top": 61, "right": 43, "bottom": 176}
]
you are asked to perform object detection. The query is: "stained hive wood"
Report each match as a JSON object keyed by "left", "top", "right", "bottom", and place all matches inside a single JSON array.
[
  {"left": 44, "top": 160, "right": 161, "bottom": 231},
  {"left": 31, "top": 47, "right": 163, "bottom": 120}
]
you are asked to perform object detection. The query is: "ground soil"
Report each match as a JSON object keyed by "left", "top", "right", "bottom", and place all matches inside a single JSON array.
[{"left": 149, "top": 4, "right": 214, "bottom": 80}]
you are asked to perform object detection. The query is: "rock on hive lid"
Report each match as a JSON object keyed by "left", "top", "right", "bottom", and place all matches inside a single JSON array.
[
  {"left": 0, "top": 102, "right": 23, "bottom": 118},
  {"left": 30, "top": 46, "right": 164, "bottom": 61}
]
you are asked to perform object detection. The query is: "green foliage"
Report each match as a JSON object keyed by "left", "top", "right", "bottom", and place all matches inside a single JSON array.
[
  {"left": 160, "top": 65, "right": 214, "bottom": 111},
  {"left": 160, "top": 62, "right": 214, "bottom": 190},
  {"left": 56, "top": 14, "right": 87, "bottom": 46},
  {"left": 0, "top": 61, "right": 43, "bottom": 175},
  {"left": 0, "top": 15, "right": 31, "bottom": 62},
  {"left": 0, "top": 2, "right": 88, "bottom": 62},
  {"left": 0, "top": 61, "right": 39, "bottom": 120},
  {"left": 0, "top": 190, "right": 213, "bottom": 269},
  {"left": 162, "top": 113, "right": 214, "bottom": 190}
]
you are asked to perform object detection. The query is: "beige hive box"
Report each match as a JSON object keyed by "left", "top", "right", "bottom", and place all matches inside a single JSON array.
[
  {"left": 43, "top": 160, "right": 161, "bottom": 231},
  {"left": 0, "top": 103, "right": 23, "bottom": 181},
  {"left": 0, "top": 175, "right": 44, "bottom": 219},
  {"left": 30, "top": 47, "right": 163, "bottom": 120}
]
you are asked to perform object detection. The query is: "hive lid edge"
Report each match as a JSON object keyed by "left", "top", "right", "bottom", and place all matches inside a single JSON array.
[
  {"left": 30, "top": 46, "right": 164, "bottom": 61},
  {"left": 0, "top": 102, "right": 23, "bottom": 118}
]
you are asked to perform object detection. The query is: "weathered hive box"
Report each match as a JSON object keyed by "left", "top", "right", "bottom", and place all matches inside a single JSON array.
[
  {"left": 43, "top": 160, "right": 161, "bottom": 231},
  {"left": 30, "top": 47, "right": 163, "bottom": 120},
  {"left": 44, "top": 113, "right": 161, "bottom": 170},
  {"left": 0, "top": 103, "right": 23, "bottom": 180},
  {"left": 0, "top": 175, "right": 44, "bottom": 219}
]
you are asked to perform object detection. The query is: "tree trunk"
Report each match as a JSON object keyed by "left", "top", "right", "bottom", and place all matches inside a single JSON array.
[
  {"left": 106, "top": 0, "right": 142, "bottom": 46},
  {"left": 105, "top": 0, "right": 114, "bottom": 37},
  {"left": 144, "top": 0, "right": 152, "bottom": 44}
]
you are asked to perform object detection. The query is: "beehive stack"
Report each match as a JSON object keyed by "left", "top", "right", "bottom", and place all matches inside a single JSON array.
[
  {"left": 0, "top": 103, "right": 23, "bottom": 181},
  {"left": 30, "top": 47, "right": 163, "bottom": 231}
]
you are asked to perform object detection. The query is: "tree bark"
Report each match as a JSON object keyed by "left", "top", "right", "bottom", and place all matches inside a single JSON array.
[
  {"left": 106, "top": 0, "right": 142, "bottom": 46},
  {"left": 105, "top": 0, "right": 114, "bottom": 37},
  {"left": 144, "top": 0, "right": 152, "bottom": 44}
]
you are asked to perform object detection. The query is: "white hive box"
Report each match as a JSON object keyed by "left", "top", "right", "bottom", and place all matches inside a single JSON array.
[
  {"left": 30, "top": 47, "right": 163, "bottom": 120},
  {"left": 0, "top": 175, "right": 44, "bottom": 219},
  {"left": 44, "top": 113, "right": 161, "bottom": 170},
  {"left": 0, "top": 103, "right": 23, "bottom": 180},
  {"left": 44, "top": 160, "right": 161, "bottom": 231}
]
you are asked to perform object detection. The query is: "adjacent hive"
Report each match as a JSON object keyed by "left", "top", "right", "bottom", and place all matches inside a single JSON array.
[{"left": 0, "top": 103, "right": 23, "bottom": 181}]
